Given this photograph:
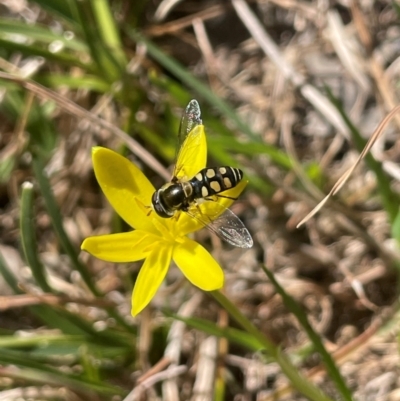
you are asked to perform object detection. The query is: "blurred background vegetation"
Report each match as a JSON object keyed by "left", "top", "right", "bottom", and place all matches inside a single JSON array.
[{"left": 0, "top": 0, "right": 400, "bottom": 400}]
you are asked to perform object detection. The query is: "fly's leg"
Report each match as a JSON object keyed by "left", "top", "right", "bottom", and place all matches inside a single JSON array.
[
  {"left": 135, "top": 198, "right": 153, "bottom": 216},
  {"left": 203, "top": 194, "right": 238, "bottom": 202},
  {"left": 189, "top": 200, "right": 213, "bottom": 227},
  {"left": 214, "top": 194, "right": 238, "bottom": 201},
  {"left": 171, "top": 212, "right": 181, "bottom": 222}
]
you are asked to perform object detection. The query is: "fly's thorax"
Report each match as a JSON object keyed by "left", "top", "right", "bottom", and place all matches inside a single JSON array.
[
  {"left": 152, "top": 182, "right": 190, "bottom": 218},
  {"left": 190, "top": 166, "right": 243, "bottom": 198}
]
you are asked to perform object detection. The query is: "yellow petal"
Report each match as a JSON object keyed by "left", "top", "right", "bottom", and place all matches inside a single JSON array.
[
  {"left": 92, "top": 147, "right": 156, "bottom": 232},
  {"left": 131, "top": 244, "right": 172, "bottom": 315},
  {"left": 175, "top": 125, "right": 207, "bottom": 180},
  {"left": 173, "top": 238, "right": 224, "bottom": 290},
  {"left": 81, "top": 231, "right": 157, "bottom": 262},
  {"left": 177, "top": 180, "right": 248, "bottom": 235}
]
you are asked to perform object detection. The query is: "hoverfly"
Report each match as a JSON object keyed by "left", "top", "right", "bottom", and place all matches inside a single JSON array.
[{"left": 151, "top": 100, "right": 253, "bottom": 248}]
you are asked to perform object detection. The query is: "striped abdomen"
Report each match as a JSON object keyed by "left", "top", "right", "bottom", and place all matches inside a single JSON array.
[{"left": 190, "top": 167, "right": 243, "bottom": 199}]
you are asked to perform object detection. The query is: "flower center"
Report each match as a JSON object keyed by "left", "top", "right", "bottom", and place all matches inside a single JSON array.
[{"left": 151, "top": 216, "right": 182, "bottom": 244}]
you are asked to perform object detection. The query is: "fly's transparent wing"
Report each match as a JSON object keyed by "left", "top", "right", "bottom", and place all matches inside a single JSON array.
[
  {"left": 178, "top": 99, "right": 202, "bottom": 144},
  {"left": 186, "top": 201, "right": 253, "bottom": 248},
  {"left": 209, "top": 208, "right": 253, "bottom": 248},
  {"left": 173, "top": 100, "right": 204, "bottom": 180}
]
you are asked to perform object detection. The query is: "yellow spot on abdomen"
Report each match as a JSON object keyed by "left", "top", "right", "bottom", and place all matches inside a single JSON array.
[
  {"left": 206, "top": 169, "right": 216, "bottom": 178},
  {"left": 201, "top": 186, "right": 209, "bottom": 197},
  {"left": 196, "top": 173, "right": 203, "bottom": 181},
  {"left": 219, "top": 167, "right": 227, "bottom": 174},
  {"left": 223, "top": 177, "right": 232, "bottom": 188},
  {"left": 210, "top": 181, "right": 221, "bottom": 192}
]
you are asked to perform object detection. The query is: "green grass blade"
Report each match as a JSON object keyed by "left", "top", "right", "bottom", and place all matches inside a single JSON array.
[
  {"left": 36, "top": 305, "right": 98, "bottom": 336},
  {"left": 0, "top": 249, "right": 20, "bottom": 293},
  {"left": 0, "top": 333, "right": 130, "bottom": 360},
  {"left": 211, "top": 290, "right": 335, "bottom": 401},
  {"left": 0, "top": 154, "right": 15, "bottom": 184},
  {"left": 391, "top": 208, "right": 400, "bottom": 241},
  {"left": 0, "top": 38, "right": 92, "bottom": 71},
  {"left": 91, "top": 0, "right": 127, "bottom": 65},
  {"left": 261, "top": 265, "right": 353, "bottom": 401},
  {"left": 168, "top": 313, "right": 264, "bottom": 351},
  {"left": 0, "top": 348, "right": 125, "bottom": 395},
  {"left": 74, "top": 1, "right": 125, "bottom": 81},
  {"left": 79, "top": 344, "right": 100, "bottom": 382},
  {"left": 0, "top": 333, "right": 86, "bottom": 350},
  {"left": 20, "top": 181, "right": 53, "bottom": 293},
  {"left": 0, "top": 18, "right": 88, "bottom": 51},
  {"left": 30, "top": 0, "right": 80, "bottom": 27},
  {"left": 37, "top": 73, "right": 110, "bottom": 92},
  {"left": 36, "top": 305, "right": 133, "bottom": 344},
  {"left": 31, "top": 156, "right": 99, "bottom": 296}
]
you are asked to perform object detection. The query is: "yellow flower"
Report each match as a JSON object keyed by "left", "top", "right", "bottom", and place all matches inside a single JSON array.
[{"left": 81, "top": 125, "right": 247, "bottom": 315}]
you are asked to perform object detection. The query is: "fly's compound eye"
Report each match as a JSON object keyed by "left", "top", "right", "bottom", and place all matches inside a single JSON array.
[{"left": 151, "top": 190, "right": 173, "bottom": 218}]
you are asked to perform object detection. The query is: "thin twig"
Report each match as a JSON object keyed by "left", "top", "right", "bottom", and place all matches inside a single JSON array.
[
  {"left": 123, "top": 365, "right": 187, "bottom": 401},
  {"left": 297, "top": 104, "right": 400, "bottom": 227}
]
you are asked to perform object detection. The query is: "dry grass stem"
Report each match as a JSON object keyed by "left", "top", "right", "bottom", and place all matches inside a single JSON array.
[{"left": 298, "top": 104, "right": 400, "bottom": 227}]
